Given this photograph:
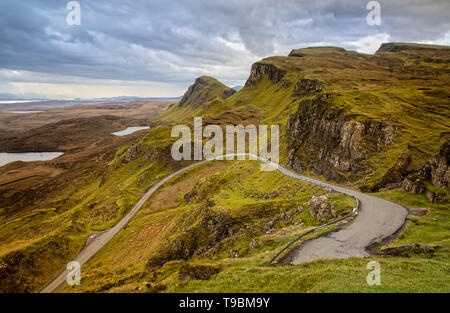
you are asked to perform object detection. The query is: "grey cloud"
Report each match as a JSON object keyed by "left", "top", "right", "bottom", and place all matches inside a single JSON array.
[{"left": 0, "top": 0, "right": 449, "bottom": 97}]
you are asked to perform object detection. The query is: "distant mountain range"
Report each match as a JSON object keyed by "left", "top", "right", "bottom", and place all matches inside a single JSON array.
[
  {"left": 0, "top": 96, "right": 182, "bottom": 110},
  {"left": 0, "top": 95, "right": 181, "bottom": 102},
  {"left": 72, "top": 96, "right": 182, "bottom": 102},
  {"left": 232, "top": 85, "right": 243, "bottom": 91}
]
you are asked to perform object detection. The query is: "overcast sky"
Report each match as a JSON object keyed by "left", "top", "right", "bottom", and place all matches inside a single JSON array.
[{"left": 0, "top": 0, "right": 449, "bottom": 99}]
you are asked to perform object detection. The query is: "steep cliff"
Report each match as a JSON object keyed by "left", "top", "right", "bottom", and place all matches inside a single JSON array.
[
  {"left": 178, "top": 76, "right": 236, "bottom": 108},
  {"left": 285, "top": 95, "right": 397, "bottom": 184},
  {"left": 245, "top": 62, "right": 287, "bottom": 87},
  {"left": 4, "top": 42, "right": 448, "bottom": 293},
  {"left": 402, "top": 142, "right": 449, "bottom": 202},
  {"left": 158, "top": 44, "right": 449, "bottom": 191},
  {"left": 212, "top": 43, "right": 449, "bottom": 191}
]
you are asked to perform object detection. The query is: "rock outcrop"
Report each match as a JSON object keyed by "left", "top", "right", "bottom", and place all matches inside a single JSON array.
[
  {"left": 123, "top": 146, "right": 139, "bottom": 163},
  {"left": 178, "top": 76, "right": 236, "bottom": 108},
  {"left": 307, "top": 195, "right": 336, "bottom": 223},
  {"left": 429, "top": 142, "right": 450, "bottom": 189},
  {"left": 401, "top": 142, "right": 449, "bottom": 202},
  {"left": 245, "top": 62, "right": 286, "bottom": 87},
  {"left": 402, "top": 177, "right": 425, "bottom": 194},
  {"left": 292, "top": 79, "right": 323, "bottom": 96},
  {"left": 286, "top": 96, "right": 397, "bottom": 183}
]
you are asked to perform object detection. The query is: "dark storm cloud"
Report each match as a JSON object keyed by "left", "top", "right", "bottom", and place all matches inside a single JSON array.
[{"left": 0, "top": 0, "right": 449, "bottom": 93}]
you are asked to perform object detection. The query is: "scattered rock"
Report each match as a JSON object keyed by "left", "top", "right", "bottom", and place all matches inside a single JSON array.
[
  {"left": 137, "top": 173, "right": 147, "bottom": 186},
  {"left": 202, "top": 212, "right": 233, "bottom": 242},
  {"left": 263, "top": 220, "right": 276, "bottom": 233},
  {"left": 429, "top": 142, "right": 450, "bottom": 189},
  {"left": 230, "top": 250, "right": 239, "bottom": 258},
  {"left": 249, "top": 239, "right": 258, "bottom": 249},
  {"left": 184, "top": 189, "right": 199, "bottom": 203},
  {"left": 280, "top": 211, "right": 294, "bottom": 221},
  {"left": 426, "top": 190, "right": 446, "bottom": 204},
  {"left": 179, "top": 264, "right": 221, "bottom": 281},
  {"left": 402, "top": 177, "right": 424, "bottom": 194},
  {"left": 379, "top": 243, "right": 438, "bottom": 257},
  {"left": 307, "top": 195, "right": 335, "bottom": 223},
  {"left": 401, "top": 142, "right": 449, "bottom": 198},
  {"left": 410, "top": 208, "right": 430, "bottom": 217},
  {"left": 146, "top": 283, "right": 167, "bottom": 293},
  {"left": 123, "top": 145, "right": 139, "bottom": 163},
  {"left": 257, "top": 191, "right": 280, "bottom": 200}
]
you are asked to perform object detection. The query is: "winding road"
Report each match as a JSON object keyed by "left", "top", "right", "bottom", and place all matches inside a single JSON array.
[{"left": 41, "top": 154, "right": 408, "bottom": 292}]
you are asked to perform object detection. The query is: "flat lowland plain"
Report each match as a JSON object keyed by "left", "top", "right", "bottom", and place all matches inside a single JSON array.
[
  {"left": 0, "top": 101, "right": 172, "bottom": 292},
  {"left": 0, "top": 100, "right": 171, "bottom": 135}
]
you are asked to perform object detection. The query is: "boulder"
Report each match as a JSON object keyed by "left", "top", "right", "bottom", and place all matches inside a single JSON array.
[{"left": 307, "top": 195, "right": 335, "bottom": 223}]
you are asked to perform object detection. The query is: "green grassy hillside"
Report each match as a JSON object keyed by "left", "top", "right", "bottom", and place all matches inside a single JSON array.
[
  {"left": 1, "top": 43, "right": 448, "bottom": 293},
  {"left": 62, "top": 160, "right": 356, "bottom": 292},
  {"left": 160, "top": 44, "right": 449, "bottom": 190},
  {"left": 157, "top": 76, "right": 236, "bottom": 124}
]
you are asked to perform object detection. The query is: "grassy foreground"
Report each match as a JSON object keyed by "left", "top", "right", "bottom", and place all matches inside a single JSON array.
[
  {"left": 62, "top": 160, "right": 356, "bottom": 292},
  {"left": 61, "top": 160, "right": 449, "bottom": 293},
  {"left": 165, "top": 250, "right": 450, "bottom": 293},
  {"left": 158, "top": 187, "right": 450, "bottom": 293},
  {"left": 2, "top": 43, "right": 448, "bottom": 293}
]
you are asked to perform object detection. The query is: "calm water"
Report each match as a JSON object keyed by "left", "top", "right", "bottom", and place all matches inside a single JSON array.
[
  {"left": 0, "top": 152, "right": 64, "bottom": 167},
  {"left": 0, "top": 100, "right": 42, "bottom": 104},
  {"left": 3, "top": 111, "right": 43, "bottom": 114},
  {"left": 111, "top": 126, "right": 149, "bottom": 136}
]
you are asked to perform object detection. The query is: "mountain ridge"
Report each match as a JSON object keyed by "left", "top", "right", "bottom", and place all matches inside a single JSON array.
[
  {"left": 0, "top": 42, "right": 448, "bottom": 293},
  {"left": 173, "top": 42, "right": 449, "bottom": 194},
  {"left": 178, "top": 76, "right": 236, "bottom": 108}
]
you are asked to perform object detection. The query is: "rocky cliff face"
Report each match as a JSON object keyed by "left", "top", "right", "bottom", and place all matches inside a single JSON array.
[
  {"left": 286, "top": 94, "right": 396, "bottom": 184},
  {"left": 245, "top": 62, "right": 286, "bottom": 87},
  {"left": 172, "top": 43, "right": 449, "bottom": 193},
  {"left": 429, "top": 142, "right": 450, "bottom": 189},
  {"left": 292, "top": 79, "right": 323, "bottom": 96},
  {"left": 402, "top": 142, "right": 449, "bottom": 202}
]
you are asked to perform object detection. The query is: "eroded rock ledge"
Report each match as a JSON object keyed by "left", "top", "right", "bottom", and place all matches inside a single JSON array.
[
  {"left": 245, "top": 62, "right": 286, "bottom": 87},
  {"left": 286, "top": 96, "right": 396, "bottom": 183},
  {"left": 402, "top": 141, "right": 449, "bottom": 203}
]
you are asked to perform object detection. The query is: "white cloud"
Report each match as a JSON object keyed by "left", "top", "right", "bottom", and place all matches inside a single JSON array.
[
  {"left": 349, "top": 33, "right": 391, "bottom": 54},
  {"left": 419, "top": 32, "right": 450, "bottom": 46},
  {"left": 0, "top": 1, "right": 449, "bottom": 99},
  {"left": 0, "top": 70, "right": 183, "bottom": 99}
]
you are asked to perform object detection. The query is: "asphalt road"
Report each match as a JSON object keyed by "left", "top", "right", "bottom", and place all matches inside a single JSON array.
[
  {"left": 41, "top": 154, "right": 408, "bottom": 292},
  {"left": 40, "top": 159, "right": 212, "bottom": 293},
  {"left": 280, "top": 177, "right": 409, "bottom": 264}
]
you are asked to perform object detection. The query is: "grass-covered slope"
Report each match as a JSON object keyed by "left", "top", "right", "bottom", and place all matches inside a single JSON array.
[
  {"left": 62, "top": 160, "right": 356, "bottom": 292},
  {"left": 156, "top": 76, "right": 236, "bottom": 124},
  {"left": 1, "top": 42, "right": 448, "bottom": 293},
  {"left": 172, "top": 44, "right": 450, "bottom": 191},
  {"left": 0, "top": 122, "right": 182, "bottom": 292}
]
